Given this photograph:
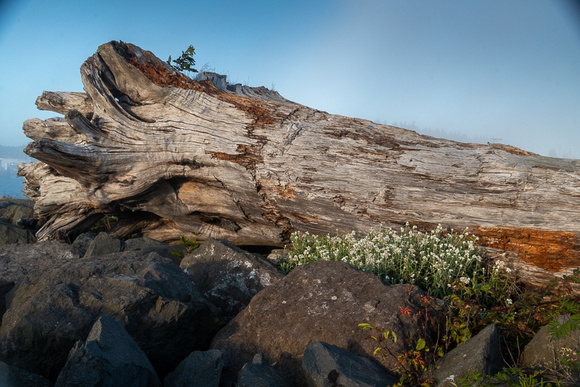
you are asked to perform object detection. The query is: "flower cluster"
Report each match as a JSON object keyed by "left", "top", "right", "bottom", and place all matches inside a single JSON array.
[{"left": 281, "top": 224, "right": 484, "bottom": 298}]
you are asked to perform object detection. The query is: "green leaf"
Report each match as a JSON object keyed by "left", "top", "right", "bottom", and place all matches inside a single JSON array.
[
  {"left": 416, "top": 338, "right": 426, "bottom": 351},
  {"left": 373, "top": 347, "right": 382, "bottom": 356},
  {"left": 358, "top": 323, "right": 372, "bottom": 330}
]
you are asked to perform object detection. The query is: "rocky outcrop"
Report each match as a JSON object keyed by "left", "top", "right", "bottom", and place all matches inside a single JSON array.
[
  {"left": 0, "top": 240, "right": 81, "bottom": 284},
  {"left": 55, "top": 316, "right": 161, "bottom": 386},
  {"left": 0, "top": 237, "right": 575, "bottom": 385},
  {"left": 164, "top": 349, "right": 224, "bottom": 387},
  {"left": 0, "top": 360, "right": 52, "bottom": 387},
  {"left": 521, "top": 315, "right": 580, "bottom": 381},
  {"left": 78, "top": 232, "right": 185, "bottom": 262},
  {"left": 302, "top": 341, "right": 398, "bottom": 387},
  {"left": 237, "top": 353, "right": 290, "bottom": 387},
  {"left": 0, "top": 199, "right": 38, "bottom": 246},
  {"left": 0, "top": 240, "right": 82, "bottom": 321},
  {"left": 0, "top": 202, "right": 34, "bottom": 226},
  {"left": 0, "top": 250, "right": 220, "bottom": 381},
  {"left": 210, "top": 260, "right": 443, "bottom": 386},
  {"left": 180, "top": 238, "right": 284, "bottom": 322},
  {"left": 427, "top": 324, "right": 503, "bottom": 386},
  {"left": 0, "top": 219, "right": 35, "bottom": 246}
]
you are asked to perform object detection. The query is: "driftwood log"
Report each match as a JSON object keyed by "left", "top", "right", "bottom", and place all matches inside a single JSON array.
[{"left": 19, "top": 41, "right": 580, "bottom": 287}]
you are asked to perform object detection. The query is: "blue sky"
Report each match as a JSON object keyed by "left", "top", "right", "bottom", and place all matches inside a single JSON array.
[{"left": 1, "top": 0, "right": 579, "bottom": 158}]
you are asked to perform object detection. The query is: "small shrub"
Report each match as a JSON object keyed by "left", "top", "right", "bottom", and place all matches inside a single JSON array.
[
  {"left": 171, "top": 232, "right": 200, "bottom": 259},
  {"left": 281, "top": 224, "right": 485, "bottom": 298},
  {"left": 168, "top": 45, "right": 198, "bottom": 76},
  {"left": 90, "top": 215, "right": 119, "bottom": 233},
  {"left": 360, "top": 319, "right": 437, "bottom": 386},
  {"left": 458, "top": 367, "right": 559, "bottom": 386}
]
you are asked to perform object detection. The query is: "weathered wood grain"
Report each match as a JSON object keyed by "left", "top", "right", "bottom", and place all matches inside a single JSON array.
[{"left": 19, "top": 41, "right": 580, "bottom": 285}]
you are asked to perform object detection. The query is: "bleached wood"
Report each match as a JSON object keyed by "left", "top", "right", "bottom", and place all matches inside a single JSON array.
[
  {"left": 35, "top": 91, "right": 94, "bottom": 117},
  {"left": 19, "top": 41, "right": 580, "bottom": 284}
]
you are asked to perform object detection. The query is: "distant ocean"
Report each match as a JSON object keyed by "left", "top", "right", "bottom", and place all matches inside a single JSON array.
[{"left": 0, "top": 174, "right": 26, "bottom": 198}]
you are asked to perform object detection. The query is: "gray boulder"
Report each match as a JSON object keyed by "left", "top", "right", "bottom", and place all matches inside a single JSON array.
[
  {"left": 0, "top": 280, "right": 14, "bottom": 326},
  {"left": 0, "top": 240, "right": 82, "bottom": 320},
  {"left": 16, "top": 218, "right": 37, "bottom": 228},
  {"left": 0, "top": 241, "right": 81, "bottom": 285},
  {"left": 211, "top": 261, "right": 443, "bottom": 386},
  {"left": 0, "top": 201, "right": 38, "bottom": 246},
  {"left": 73, "top": 233, "right": 182, "bottom": 261},
  {"left": 0, "top": 218, "right": 36, "bottom": 246},
  {"left": 0, "top": 360, "right": 52, "bottom": 387},
  {"left": 180, "top": 238, "right": 283, "bottom": 322},
  {"left": 520, "top": 315, "right": 580, "bottom": 381},
  {"left": 302, "top": 341, "right": 398, "bottom": 387},
  {"left": 427, "top": 324, "right": 503, "bottom": 386},
  {"left": 0, "top": 250, "right": 220, "bottom": 381},
  {"left": 164, "top": 349, "right": 224, "bottom": 387},
  {"left": 55, "top": 315, "right": 161, "bottom": 386},
  {"left": 71, "top": 232, "right": 97, "bottom": 255},
  {"left": 0, "top": 202, "right": 34, "bottom": 225},
  {"left": 82, "top": 232, "right": 123, "bottom": 258},
  {"left": 124, "top": 236, "right": 186, "bottom": 263},
  {"left": 237, "top": 353, "right": 289, "bottom": 387}
]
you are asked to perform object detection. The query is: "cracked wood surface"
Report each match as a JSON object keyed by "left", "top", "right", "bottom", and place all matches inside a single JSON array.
[{"left": 19, "top": 41, "right": 580, "bottom": 285}]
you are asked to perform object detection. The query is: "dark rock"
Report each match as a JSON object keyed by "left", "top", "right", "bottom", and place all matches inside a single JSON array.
[
  {"left": 237, "top": 353, "right": 289, "bottom": 387},
  {"left": 125, "top": 236, "right": 170, "bottom": 251},
  {"left": 180, "top": 238, "right": 283, "bottom": 322},
  {"left": 210, "top": 261, "right": 443, "bottom": 386},
  {"left": 427, "top": 324, "right": 503, "bottom": 386},
  {"left": 0, "top": 240, "right": 81, "bottom": 285},
  {"left": 71, "top": 232, "right": 97, "bottom": 255},
  {"left": 55, "top": 315, "right": 161, "bottom": 386},
  {"left": 0, "top": 203, "right": 34, "bottom": 225},
  {"left": 164, "top": 349, "right": 224, "bottom": 387},
  {"left": 0, "top": 360, "right": 52, "bottom": 387},
  {"left": 0, "top": 198, "right": 32, "bottom": 210},
  {"left": 0, "top": 280, "right": 14, "bottom": 325},
  {"left": 82, "top": 232, "right": 123, "bottom": 258},
  {"left": 125, "top": 236, "right": 185, "bottom": 262},
  {"left": 16, "top": 218, "right": 37, "bottom": 229},
  {"left": 520, "top": 315, "right": 580, "bottom": 381},
  {"left": 0, "top": 250, "right": 220, "bottom": 381},
  {"left": 0, "top": 218, "right": 36, "bottom": 246},
  {"left": 75, "top": 233, "right": 182, "bottom": 262},
  {"left": 302, "top": 341, "right": 398, "bottom": 387}
]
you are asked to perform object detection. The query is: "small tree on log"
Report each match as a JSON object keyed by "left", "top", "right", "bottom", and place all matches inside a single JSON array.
[{"left": 167, "top": 45, "right": 198, "bottom": 76}]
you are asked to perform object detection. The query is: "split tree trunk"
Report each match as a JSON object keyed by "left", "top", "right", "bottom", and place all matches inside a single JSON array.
[{"left": 19, "top": 41, "right": 580, "bottom": 287}]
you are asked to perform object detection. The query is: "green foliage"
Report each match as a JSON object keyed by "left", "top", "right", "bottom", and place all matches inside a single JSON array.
[
  {"left": 458, "top": 367, "right": 559, "bottom": 386},
  {"left": 359, "top": 295, "right": 441, "bottom": 386},
  {"left": 90, "top": 215, "right": 119, "bottom": 233},
  {"left": 171, "top": 232, "right": 200, "bottom": 259},
  {"left": 168, "top": 45, "right": 198, "bottom": 75},
  {"left": 285, "top": 224, "right": 580, "bottom": 385},
  {"left": 359, "top": 321, "right": 436, "bottom": 386},
  {"left": 281, "top": 224, "right": 484, "bottom": 298},
  {"left": 548, "top": 270, "right": 580, "bottom": 340}
]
